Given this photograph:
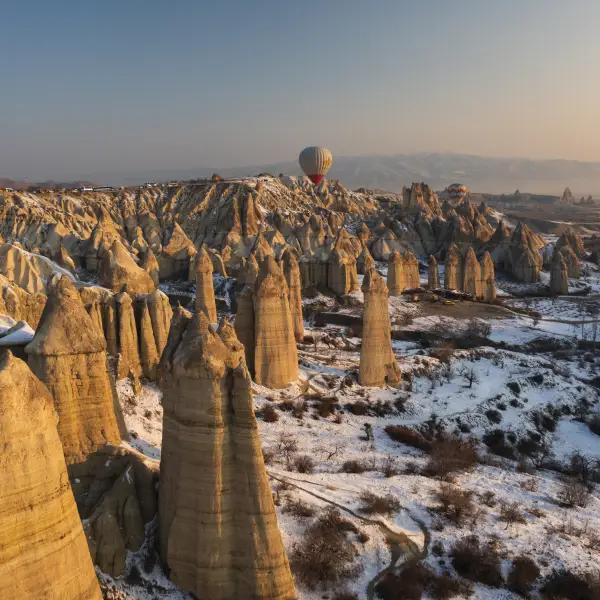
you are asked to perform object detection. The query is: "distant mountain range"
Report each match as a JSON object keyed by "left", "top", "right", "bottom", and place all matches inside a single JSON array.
[{"left": 5, "top": 153, "right": 600, "bottom": 195}]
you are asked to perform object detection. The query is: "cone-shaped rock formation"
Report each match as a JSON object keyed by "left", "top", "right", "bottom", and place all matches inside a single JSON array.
[
  {"left": 25, "top": 277, "right": 123, "bottom": 464},
  {"left": 480, "top": 251, "right": 496, "bottom": 302},
  {"left": 159, "top": 312, "right": 296, "bottom": 600},
  {"left": 282, "top": 250, "right": 304, "bottom": 341},
  {"left": 462, "top": 247, "right": 482, "bottom": 299},
  {"left": 194, "top": 246, "right": 218, "bottom": 322},
  {"left": 427, "top": 255, "right": 440, "bottom": 289},
  {"left": 0, "top": 351, "right": 102, "bottom": 599},
  {"left": 359, "top": 269, "right": 401, "bottom": 387},
  {"left": 254, "top": 256, "right": 298, "bottom": 388}
]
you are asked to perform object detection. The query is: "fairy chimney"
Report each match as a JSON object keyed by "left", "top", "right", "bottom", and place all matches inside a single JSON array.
[
  {"left": 359, "top": 269, "right": 401, "bottom": 387},
  {"left": 194, "top": 246, "right": 218, "bottom": 323},
  {"left": 282, "top": 250, "right": 304, "bottom": 341},
  {"left": 462, "top": 247, "right": 482, "bottom": 299},
  {"left": 427, "top": 255, "right": 440, "bottom": 289},
  {"left": 0, "top": 351, "right": 102, "bottom": 599},
  {"left": 387, "top": 251, "right": 406, "bottom": 296},
  {"left": 159, "top": 312, "right": 296, "bottom": 600},
  {"left": 480, "top": 251, "right": 496, "bottom": 303},
  {"left": 25, "top": 277, "right": 124, "bottom": 464}
]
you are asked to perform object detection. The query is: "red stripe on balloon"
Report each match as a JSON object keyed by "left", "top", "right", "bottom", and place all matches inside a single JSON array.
[{"left": 308, "top": 174, "right": 324, "bottom": 185}]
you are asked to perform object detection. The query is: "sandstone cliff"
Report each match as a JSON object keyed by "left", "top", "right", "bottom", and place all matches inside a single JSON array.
[
  {"left": 0, "top": 350, "right": 102, "bottom": 600},
  {"left": 159, "top": 311, "right": 296, "bottom": 600}
]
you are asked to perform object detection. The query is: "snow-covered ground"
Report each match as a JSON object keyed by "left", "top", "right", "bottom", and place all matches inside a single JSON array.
[{"left": 116, "top": 290, "right": 600, "bottom": 599}]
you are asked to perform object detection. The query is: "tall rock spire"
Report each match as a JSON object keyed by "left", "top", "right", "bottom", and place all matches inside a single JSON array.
[
  {"left": 427, "top": 255, "right": 440, "bottom": 289},
  {"left": 359, "top": 269, "right": 401, "bottom": 387},
  {"left": 462, "top": 246, "right": 482, "bottom": 299},
  {"left": 480, "top": 251, "right": 496, "bottom": 302},
  {"left": 0, "top": 351, "right": 102, "bottom": 599},
  {"left": 444, "top": 243, "right": 463, "bottom": 290},
  {"left": 194, "top": 246, "right": 218, "bottom": 323},
  {"left": 25, "top": 277, "right": 124, "bottom": 464},
  {"left": 282, "top": 250, "right": 304, "bottom": 341},
  {"left": 253, "top": 256, "right": 298, "bottom": 388},
  {"left": 159, "top": 312, "right": 296, "bottom": 600},
  {"left": 387, "top": 251, "right": 406, "bottom": 296}
]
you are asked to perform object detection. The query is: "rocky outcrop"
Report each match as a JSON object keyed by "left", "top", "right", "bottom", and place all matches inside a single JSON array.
[
  {"left": 462, "top": 247, "right": 482, "bottom": 299},
  {"left": 159, "top": 223, "right": 196, "bottom": 280},
  {"left": 0, "top": 274, "right": 47, "bottom": 328},
  {"left": 254, "top": 256, "right": 298, "bottom": 388},
  {"left": 0, "top": 351, "right": 102, "bottom": 600},
  {"left": 557, "top": 245, "right": 581, "bottom": 278},
  {"left": 141, "top": 247, "right": 160, "bottom": 287},
  {"left": 403, "top": 250, "right": 420, "bottom": 289},
  {"left": 99, "top": 239, "right": 155, "bottom": 294},
  {"left": 444, "top": 244, "right": 463, "bottom": 290},
  {"left": 234, "top": 285, "right": 256, "bottom": 376},
  {"left": 506, "top": 223, "right": 543, "bottom": 283},
  {"left": 194, "top": 247, "right": 218, "bottom": 322},
  {"left": 71, "top": 445, "right": 159, "bottom": 578},
  {"left": 137, "top": 298, "right": 159, "bottom": 380},
  {"left": 357, "top": 244, "right": 375, "bottom": 274},
  {"left": 25, "top": 277, "right": 124, "bottom": 464},
  {"left": 147, "top": 288, "right": 173, "bottom": 358},
  {"left": 159, "top": 311, "right": 296, "bottom": 600},
  {"left": 328, "top": 248, "right": 359, "bottom": 296},
  {"left": 556, "top": 228, "right": 585, "bottom": 258},
  {"left": 115, "top": 291, "right": 142, "bottom": 379},
  {"left": 480, "top": 251, "right": 496, "bottom": 302},
  {"left": 359, "top": 269, "right": 401, "bottom": 387},
  {"left": 387, "top": 251, "right": 406, "bottom": 296},
  {"left": 0, "top": 242, "right": 74, "bottom": 294},
  {"left": 550, "top": 253, "right": 569, "bottom": 295},
  {"left": 282, "top": 250, "right": 304, "bottom": 341},
  {"left": 427, "top": 255, "right": 440, "bottom": 289}
]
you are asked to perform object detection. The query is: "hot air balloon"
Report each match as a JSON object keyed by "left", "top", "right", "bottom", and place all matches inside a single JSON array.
[{"left": 299, "top": 146, "right": 333, "bottom": 185}]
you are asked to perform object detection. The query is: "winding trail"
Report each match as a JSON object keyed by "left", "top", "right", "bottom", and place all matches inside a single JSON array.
[{"left": 268, "top": 471, "right": 430, "bottom": 600}]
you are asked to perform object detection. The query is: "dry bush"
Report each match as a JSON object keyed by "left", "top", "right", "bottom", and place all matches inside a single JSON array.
[
  {"left": 315, "top": 398, "right": 337, "bottom": 418},
  {"left": 434, "top": 483, "right": 475, "bottom": 525},
  {"left": 260, "top": 404, "right": 279, "bottom": 422},
  {"left": 499, "top": 502, "right": 527, "bottom": 527},
  {"left": 540, "top": 569, "right": 600, "bottom": 600},
  {"left": 347, "top": 400, "right": 369, "bottom": 415},
  {"left": 359, "top": 491, "right": 400, "bottom": 515},
  {"left": 277, "top": 432, "right": 298, "bottom": 466},
  {"left": 520, "top": 477, "right": 538, "bottom": 492},
  {"left": 508, "top": 556, "right": 540, "bottom": 596},
  {"left": 293, "top": 454, "right": 315, "bottom": 474},
  {"left": 557, "top": 477, "right": 591, "bottom": 508},
  {"left": 480, "top": 490, "right": 497, "bottom": 507},
  {"left": 340, "top": 459, "right": 371, "bottom": 474},
  {"left": 425, "top": 436, "right": 479, "bottom": 479},
  {"left": 384, "top": 425, "right": 432, "bottom": 451},
  {"left": 375, "top": 562, "right": 472, "bottom": 600},
  {"left": 380, "top": 455, "right": 400, "bottom": 478},
  {"left": 282, "top": 498, "right": 316, "bottom": 519},
  {"left": 290, "top": 508, "right": 362, "bottom": 589},
  {"left": 431, "top": 341, "right": 456, "bottom": 363},
  {"left": 450, "top": 536, "right": 504, "bottom": 587}
]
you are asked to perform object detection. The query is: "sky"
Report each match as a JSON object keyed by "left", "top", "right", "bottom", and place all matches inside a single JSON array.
[{"left": 2, "top": 0, "right": 600, "bottom": 181}]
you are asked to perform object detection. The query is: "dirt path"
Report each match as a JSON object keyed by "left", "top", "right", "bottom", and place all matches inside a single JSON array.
[{"left": 268, "top": 471, "right": 429, "bottom": 600}]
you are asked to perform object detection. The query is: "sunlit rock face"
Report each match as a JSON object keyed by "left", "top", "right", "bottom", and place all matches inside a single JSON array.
[
  {"left": 359, "top": 268, "right": 401, "bottom": 387},
  {"left": 0, "top": 350, "right": 102, "bottom": 600},
  {"left": 159, "top": 311, "right": 296, "bottom": 600},
  {"left": 25, "top": 277, "right": 124, "bottom": 465}
]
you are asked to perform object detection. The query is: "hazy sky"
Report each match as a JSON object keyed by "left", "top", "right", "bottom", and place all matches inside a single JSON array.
[{"left": 2, "top": 0, "right": 600, "bottom": 180}]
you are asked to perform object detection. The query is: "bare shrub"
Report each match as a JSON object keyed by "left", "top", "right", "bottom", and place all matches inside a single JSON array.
[
  {"left": 540, "top": 569, "right": 600, "bottom": 600},
  {"left": 425, "top": 436, "right": 479, "bottom": 479},
  {"left": 557, "top": 477, "right": 591, "bottom": 508},
  {"left": 277, "top": 432, "right": 298, "bottom": 466},
  {"left": 465, "top": 318, "right": 492, "bottom": 338},
  {"left": 499, "top": 502, "right": 527, "bottom": 528},
  {"left": 260, "top": 404, "right": 279, "bottom": 422},
  {"left": 508, "top": 556, "right": 540, "bottom": 596},
  {"left": 384, "top": 425, "right": 432, "bottom": 451},
  {"left": 450, "top": 536, "right": 504, "bottom": 587},
  {"left": 347, "top": 400, "right": 369, "bottom": 415},
  {"left": 375, "top": 562, "right": 472, "bottom": 600},
  {"left": 282, "top": 498, "right": 315, "bottom": 519},
  {"left": 340, "top": 459, "right": 371, "bottom": 474},
  {"left": 434, "top": 483, "right": 475, "bottom": 525},
  {"left": 520, "top": 477, "right": 538, "bottom": 492},
  {"left": 359, "top": 491, "right": 400, "bottom": 515},
  {"left": 480, "top": 490, "right": 496, "bottom": 507},
  {"left": 290, "top": 508, "right": 362, "bottom": 589},
  {"left": 293, "top": 454, "right": 315, "bottom": 474},
  {"left": 431, "top": 341, "right": 456, "bottom": 363},
  {"left": 380, "top": 455, "right": 400, "bottom": 478}
]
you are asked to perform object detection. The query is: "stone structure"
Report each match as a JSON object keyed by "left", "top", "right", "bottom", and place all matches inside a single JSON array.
[
  {"left": 25, "top": 277, "right": 124, "bottom": 464},
  {"left": 462, "top": 247, "right": 482, "bottom": 299},
  {"left": 282, "top": 250, "right": 304, "bottom": 341},
  {"left": 480, "top": 251, "right": 496, "bottom": 302},
  {"left": 159, "top": 311, "right": 296, "bottom": 600},
  {"left": 427, "top": 255, "right": 440, "bottom": 289},
  {"left": 98, "top": 239, "right": 155, "bottom": 294},
  {"left": 0, "top": 351, "right": 102, "bottom": 599},
  {"left": 253, "top": 257, "right": 298, "bottom": 388},
  {"left": 550, "top": 253, "right": 569, "bottom": 295},
  {"left": 194, "top": 246, "right": 218, "bottom": 323},
  {"left": 387, "top": 251, "right": 406, "bottom": 296},
  {"left": 359, "top": 269, "right": 401, "bottom": 387},
  {"left": 444, "top": 244, "right": 463, "bottom": 290}
]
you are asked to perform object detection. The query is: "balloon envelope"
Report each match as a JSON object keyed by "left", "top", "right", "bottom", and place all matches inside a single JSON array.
[{"left": 299, "top": 147, "right": 333, "bottom": 185}]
